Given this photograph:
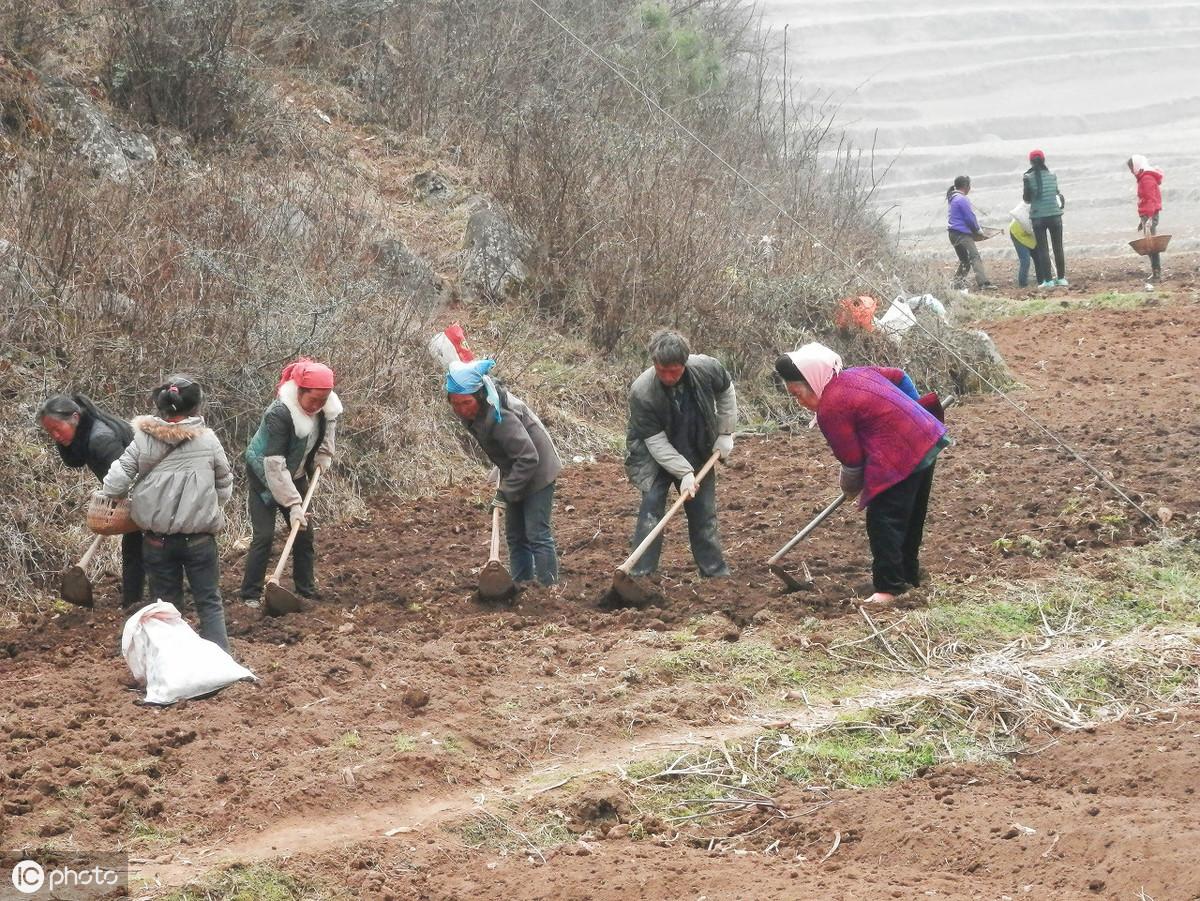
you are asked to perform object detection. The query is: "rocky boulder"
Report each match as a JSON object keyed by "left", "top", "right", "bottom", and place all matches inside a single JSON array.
[
  {"left": 460, "top": 201, "right": 531, "bottom": 301},
  {"left": 368, "top": 238, "right": 449, "bottom": 321},
  {"left": 44, "top": 81, "right": 156, "bottom": 182}
]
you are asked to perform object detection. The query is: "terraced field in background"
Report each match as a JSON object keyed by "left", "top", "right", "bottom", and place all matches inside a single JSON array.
[{"left": 762, "top": 0, "right": 1200, "bottom": 259}]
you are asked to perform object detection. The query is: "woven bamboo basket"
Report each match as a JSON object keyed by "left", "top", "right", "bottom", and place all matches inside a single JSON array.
[
  {"left": 1129, "top": 233, "right": 1170, "bottom": 256},
  {"left": 86, "top": 491, "right": 139, "bottom": 535}
]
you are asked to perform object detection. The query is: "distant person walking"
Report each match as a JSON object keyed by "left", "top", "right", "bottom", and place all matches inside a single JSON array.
[
  {"left": 1007, "top": 200, "right": 1037, "bottom": 288},
  {"left": 1128, "top": 154, "right": 1164, "bottom": 282},
  {"left": 1023, "top": 150, "right": 1067, "bottom": 288},
  {"left": 945, "top": 176, "right": 995, "bottom": 291}
]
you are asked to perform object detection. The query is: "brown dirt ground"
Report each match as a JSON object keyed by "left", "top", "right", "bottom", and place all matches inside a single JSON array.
[{"left": 1, "top": 285, "right": 1198, "bottom": 899}]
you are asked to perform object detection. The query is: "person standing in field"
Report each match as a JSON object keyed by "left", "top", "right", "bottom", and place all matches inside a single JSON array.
[
  {"left": 446, "top": 358, "right": 562, "bottom": 587},
  {"left": 625, "top": 329, "right": 738, "bottom": 579},
  {"left": 1023, "top": 150, "right": 1067, "bottom": 288},
  {"left": 1128, "top": 154, "right": 1164, "bottom": 283},
  {"left": 101, "top": 376, "right": 234, "bottom": 649},
  {"left": 1008, "top": 200, "right": 1037, "bottom": 289},
  {"left": 38, "top": 393, "right": 145, "bottom": 609},
  {"left": 945, "top": 176, "right": 996, "bottom": 291},
  {"left": 240, "top": 358, "right": 342, "bottom": 608},
  {"left": 775, "top": 344, "right": 949, "bottom": 605}
]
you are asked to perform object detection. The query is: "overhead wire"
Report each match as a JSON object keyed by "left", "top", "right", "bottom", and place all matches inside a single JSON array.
[{"left": 520, "top": 0, "right": 1162, "bottom": 527}]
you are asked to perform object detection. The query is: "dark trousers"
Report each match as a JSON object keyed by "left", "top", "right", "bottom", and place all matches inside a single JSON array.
[
  {"left": 949, "top": 230, "right": 988, "bottom": 288},
  {"left": 1010, "top": 233, "right": 1033, "bottom": 287},
  {"left": 631, "top": 469, "right": 728, "bottom": 578},
  {"left": 506, "top": 481, "right": 559, "bottom": 585},
  {"left": 143, "top": 533, "right": 228, "bottom": 650},
  {"left": 1142, "top": 212, "right": 1162, "bottom": 276},
  {"left": 865, "top": 463, "right": 936, "bottom": 594},
  {"left": 121, "top": 531, "right": 146, "bottom": 608},
  {"left": 240, "top": 478, "right": 315, "bottom": 600},
  {"left": 1032, "top": 216, "right": 1065, "bottom": 282}
]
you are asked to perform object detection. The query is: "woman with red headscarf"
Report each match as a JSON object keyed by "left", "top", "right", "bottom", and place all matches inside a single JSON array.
[{"left": 240, "top": 358, "right": 343, "bottom": 607}]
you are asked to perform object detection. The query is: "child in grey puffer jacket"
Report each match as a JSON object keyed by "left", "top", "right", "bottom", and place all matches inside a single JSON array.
[{"left": 103, "top": 375, "right": 234, "bottom": 650}]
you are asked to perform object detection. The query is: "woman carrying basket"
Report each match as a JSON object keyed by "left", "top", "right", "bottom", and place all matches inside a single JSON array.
[
  {"left": 1128, "top": 154, "right": 1164, "bottom": 283},
  {"left": 38, "top": 393, "right": 145, "bottom": 610}
]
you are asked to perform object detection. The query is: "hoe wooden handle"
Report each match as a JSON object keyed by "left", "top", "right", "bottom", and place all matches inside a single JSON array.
[
  {"left": 77, "top": 533, "right": 106, "bottom": 570},
  {"left": 489, "top": 505, "right": 502, "bottom": 564},
  {"left": 619, "top": 451, "right": 721, "bottom": 575},
  {"left": 269, "top": 467, "right": 323, "bottom": 585}
]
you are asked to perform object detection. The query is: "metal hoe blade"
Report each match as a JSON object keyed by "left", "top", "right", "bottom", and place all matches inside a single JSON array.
[
  {"left": 769, "top": 560, "right": 813, "bottom": 594},
  {"left": 478, "top": 560, "right": 516, "bottom": 602},
  {"left": 264, "top": 580, "right": 304, "bottom": 617},
  {"left": 609, "top": 569, "right": 653, "bottom": 607},
  {"left": 60, "top": 566, "right": 95, "bottom": 608}
]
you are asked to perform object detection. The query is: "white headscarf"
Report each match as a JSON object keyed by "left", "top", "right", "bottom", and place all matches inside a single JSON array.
[
  {"left": 786, "top": 342, "right": 844, "bottom": 399},
  {"left": 1129, "top": 154, "right": 1150, "bottom": 174}
]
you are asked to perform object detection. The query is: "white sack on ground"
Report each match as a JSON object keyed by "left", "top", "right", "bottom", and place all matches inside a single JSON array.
[{"left": 122, "top": 602, "right": 256, "bottom": 705}]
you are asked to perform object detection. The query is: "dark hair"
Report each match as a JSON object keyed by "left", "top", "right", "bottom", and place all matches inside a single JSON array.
[
  {"left": 36, "top": 394, "right": 81, "bottom": 422},
  {"left": 945, "top": 175, "right": 970, "bottom": 202},
  {"left": 37, "top": 393, "right": 134, "bottom": 444},
  {"left": 774, "top": 355, "right": 807, "bottom": 386},
  {"left": 648, "top": 329, "right": 690, "bottom": 367},
  {"left": 152, "top": 374, "right": 202, "bottom": 417}
]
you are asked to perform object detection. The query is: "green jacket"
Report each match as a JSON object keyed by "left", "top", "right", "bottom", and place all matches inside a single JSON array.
[
  {"left": 245, "top": 387, "right": 342, "bottom": 505},
  {"left": 1023, "top": 167, "right": 1063, "bottom": 220}
]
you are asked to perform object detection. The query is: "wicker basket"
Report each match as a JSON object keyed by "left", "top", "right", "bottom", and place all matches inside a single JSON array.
[
  {"left": 1129, "top": 233, "right": 1170, "bottom": 256},
  {"left": 86, "top": 491, "right": 139, "bottom": 535}
]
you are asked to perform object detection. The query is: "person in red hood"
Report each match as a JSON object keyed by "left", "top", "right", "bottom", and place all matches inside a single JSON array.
[{"left": 1128, "top": 155, "right": 1164, "bottom": 282}]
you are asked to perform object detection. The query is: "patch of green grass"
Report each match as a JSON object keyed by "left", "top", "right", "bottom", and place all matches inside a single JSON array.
[
  {"left": 955, "top": 287, "right": 1164, "bottom": 324},
  {"left": 439, "top": 735, "right": 466, "bottom": 754},
  {"left": 392, "top": 734, "right": 417, "bottom": 753},
  {"left": 128, "top": 818, "right": 180, "bottom": 851},
  {"left": 160, "top": 864, "right": 332, "bottom": 901},
  {"left": 457, "top": 806, "right": 571, "bottom": 852},
  {"left": 775, "top": 726, "right": 941, "bottom": 788},
  {"left": 333, "top": 730, "right": 361, "bottom": 750}
]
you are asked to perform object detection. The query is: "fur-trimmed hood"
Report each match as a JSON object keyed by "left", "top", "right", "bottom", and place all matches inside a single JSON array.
[
  {"left": 278, "top": 381, "right": 343, "bottom": 438},
  {"left": 132, "top": 415, "right": 210, "bottom": 445}
]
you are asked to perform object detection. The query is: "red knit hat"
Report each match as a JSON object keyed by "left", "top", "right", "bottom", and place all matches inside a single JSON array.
[
  {"left": 278, "top": 357, "right": 335, "bottom": 392},
  {"left": 1029, "top": 149, "right": 1045, "bottom": 161}
]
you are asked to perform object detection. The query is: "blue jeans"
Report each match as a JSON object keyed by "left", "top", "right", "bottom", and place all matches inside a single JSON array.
[
  {"left": 143, "top": 533, "right": 229, "bottom": 650},
  {"left": 1010, "top": 233, "right": 1033, "bottom": 287},
  {"left": 631, "top": 468, "right": 728, "bottom": 577},
  {"left": 506, "top": 481, "right": 559, "bottom": 585}
]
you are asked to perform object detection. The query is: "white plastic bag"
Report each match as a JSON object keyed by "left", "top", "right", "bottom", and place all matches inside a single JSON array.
[
  {"left": 877, "top": 299, "right": 918, "bottom": 340},
  {"left": 122, "top": 602, "right": 256, "bottom": 705}
]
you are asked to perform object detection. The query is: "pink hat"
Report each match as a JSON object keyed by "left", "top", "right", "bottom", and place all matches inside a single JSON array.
[
  {"left": 1029, "top": 149, "right": 1045, "bottom": 161},
  {"left": 277, "top": 357, "right": 335, "bottom": 392}
]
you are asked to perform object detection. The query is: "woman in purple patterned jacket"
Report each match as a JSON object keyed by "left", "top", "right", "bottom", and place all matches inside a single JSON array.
[{"left": 776, "top": 343, "right": 950, "bottom": 604}]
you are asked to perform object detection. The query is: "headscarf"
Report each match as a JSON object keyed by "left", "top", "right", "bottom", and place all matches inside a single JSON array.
[
  {"left": 278, "top": 357, "right": 335, "bottom": 393},
  {"left": 1028, "top": 149, "right": 1045, "bottom": 163},
  {"left": 784, "top": 342, "right": 844, "bottom": 400},
  {"left": 1129, "top": 154, "right": 1150, "bottom": 175},
  {"left": 445, "top": 359, "right": 502, "bottom": 423}
]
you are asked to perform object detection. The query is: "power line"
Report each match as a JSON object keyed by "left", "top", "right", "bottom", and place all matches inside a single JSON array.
[{"left": 519, "top": 0, "right": 1161, "bottom": 528}]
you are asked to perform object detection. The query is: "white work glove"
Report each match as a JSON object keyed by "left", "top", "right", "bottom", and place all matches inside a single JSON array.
[
  {"left": 679, "top": 472, "right": 698, "bottom": 499},
  {"left": 314, "top": 453, "right": 332, "bottom": 473},
  {"left": 713, "top": 434, "right": 734, "bottom": 461},
  {"left": 488, "top": 465, "right": 501, "bottom": 487},
  {"left": 289, "top": 505, "right": 308, "bottom": 531}
]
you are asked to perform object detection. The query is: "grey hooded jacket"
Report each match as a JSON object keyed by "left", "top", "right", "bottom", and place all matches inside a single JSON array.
[{"left": 102, "top": 416, "right": 233, "bottom": 534}]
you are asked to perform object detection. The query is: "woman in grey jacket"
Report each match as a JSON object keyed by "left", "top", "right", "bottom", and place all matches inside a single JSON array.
[
  {"left": 447, "top": 359, "right": 562, "bottom": 586},
  {"left": 102, "top": 376, "right": 234, "bottom": 650}
]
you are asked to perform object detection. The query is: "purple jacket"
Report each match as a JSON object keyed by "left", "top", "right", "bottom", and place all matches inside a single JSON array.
[
  {"left": 816, "top": 367, "right": 948, "bottom": 507},
  {"left": 947, "top": 192, "right": 980, "bottom": 235}
]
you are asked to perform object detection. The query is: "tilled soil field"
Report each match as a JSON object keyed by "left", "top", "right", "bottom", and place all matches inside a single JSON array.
[{"left": 1, "top": 286, "right": 1198, "bottom": 900}]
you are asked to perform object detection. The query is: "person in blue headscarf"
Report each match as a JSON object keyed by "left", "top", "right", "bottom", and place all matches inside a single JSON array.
[{"left": 446, "top": 360, "right": 563, "bottom": 586}]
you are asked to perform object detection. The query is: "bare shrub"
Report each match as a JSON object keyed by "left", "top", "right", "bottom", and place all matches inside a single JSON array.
[{"left": 105, "top": 0, "right": 256, "bottom": 141}]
